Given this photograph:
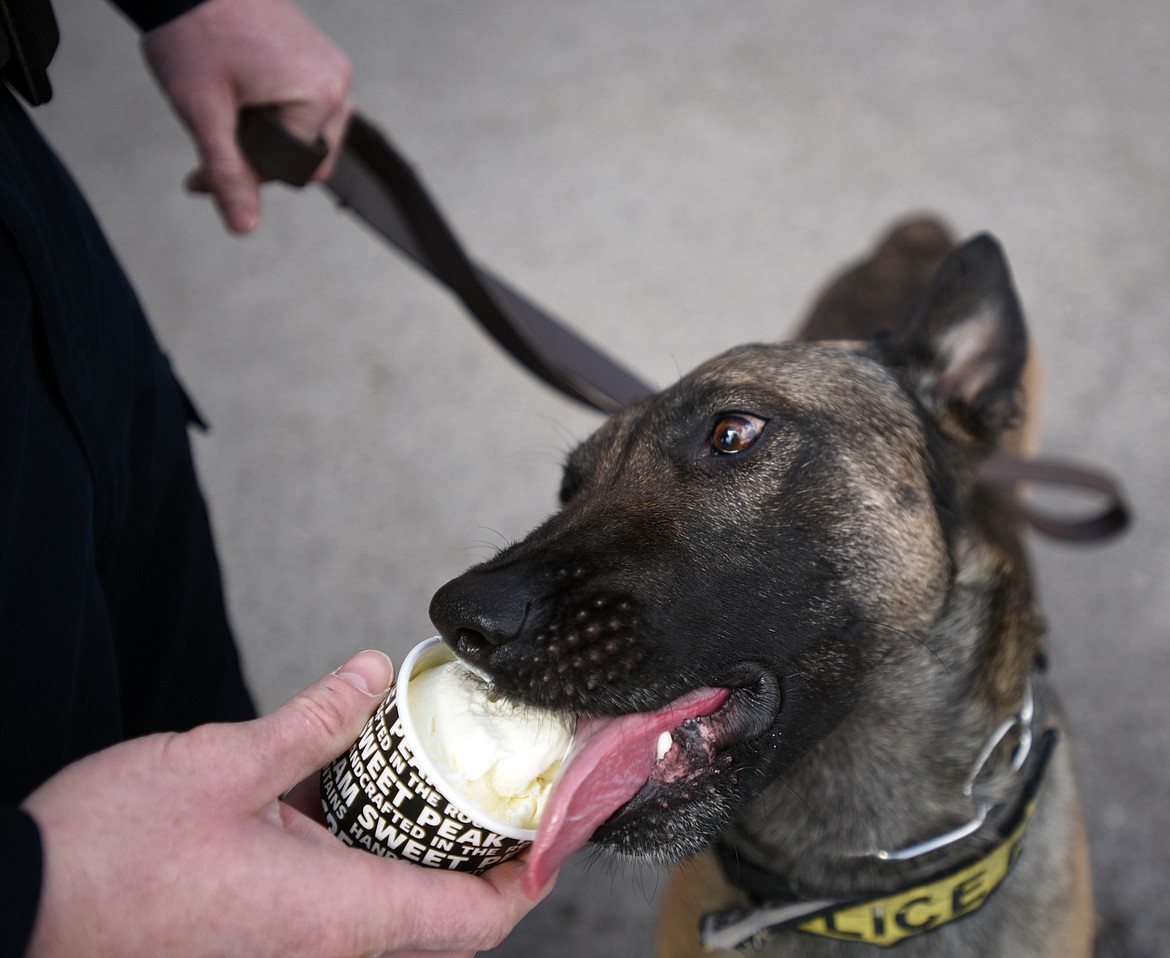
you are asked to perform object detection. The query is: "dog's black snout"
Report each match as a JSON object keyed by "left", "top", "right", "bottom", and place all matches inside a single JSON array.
[{"left": 429, "top": 568, "right": 532, "bottom": 667}]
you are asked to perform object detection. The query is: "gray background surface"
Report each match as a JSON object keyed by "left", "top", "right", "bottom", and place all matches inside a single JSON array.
[{"left": 35, "top": 1, "right": 1167, "bottom": 955}]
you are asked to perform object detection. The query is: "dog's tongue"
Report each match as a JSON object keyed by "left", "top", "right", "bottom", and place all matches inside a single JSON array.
[{"left": 521, "top": 686, "right": 730, "bottom": 897}]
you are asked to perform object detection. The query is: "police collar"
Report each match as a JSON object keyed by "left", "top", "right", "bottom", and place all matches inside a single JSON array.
[{"left": 701, "top": 673, "right": 1058, "bottom": 951}]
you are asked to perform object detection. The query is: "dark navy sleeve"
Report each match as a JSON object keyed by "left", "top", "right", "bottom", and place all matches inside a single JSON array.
[
  {"left": 0, "top": 809, "right": 43, "bottom": 958},
  {"left": 1, "top": 68, "right": 255, "bottom": 958},
  {"left": 107, "top": 0, "right": 208, "bottom": 33}
]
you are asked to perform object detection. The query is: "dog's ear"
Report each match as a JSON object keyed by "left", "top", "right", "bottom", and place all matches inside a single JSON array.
[{"left": 882, "top": 234, "right": 1027, "bottom": 446}]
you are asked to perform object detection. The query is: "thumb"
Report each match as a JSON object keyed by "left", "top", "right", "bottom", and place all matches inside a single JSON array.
[{"left": 243, "top": 649, "right": 394, "bottom": 801}]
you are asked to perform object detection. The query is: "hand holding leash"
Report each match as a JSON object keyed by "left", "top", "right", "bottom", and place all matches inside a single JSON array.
[{"left": 142, "top": 0, "right": 351, "bottom": 233}]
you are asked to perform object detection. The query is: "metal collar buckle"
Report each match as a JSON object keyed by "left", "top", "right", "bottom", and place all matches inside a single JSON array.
[{"left": 870, "top": 677, "right": 1036, "bottom": 863}]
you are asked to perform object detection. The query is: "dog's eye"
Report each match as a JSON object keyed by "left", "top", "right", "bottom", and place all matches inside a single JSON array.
[{"left": 710, "top": 414, "right": 765, "bottom": 455}]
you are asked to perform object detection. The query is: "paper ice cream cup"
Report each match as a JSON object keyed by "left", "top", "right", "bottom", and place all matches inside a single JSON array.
[{"left": 320, "top": 637, "right": 553, "bottom": 874}]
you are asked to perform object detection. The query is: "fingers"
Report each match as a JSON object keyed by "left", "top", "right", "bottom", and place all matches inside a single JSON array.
[
  {"left": 183, "top": 91, "right": 351, "bottom": 222},
  {"left": 307, "top": 90, "right": 353, "bottom": 184},
  {"left": 181, "top": 88, "right": 265, "bottom": 233},
  {"left": 449, "top": 859, "right": 559, "bottom": 951},
  {"left": 261, "top": 815, "right": 557, "bottom": 955},
  {"left": 141, "top": 0, "right": 352, "bottom": 234},
  {"left": 185, "top": 96, "right": 349, "bottom": 233},
  {"left": 240, "top": 649, "right": 394, "bottom": 803},
  {"left": 363, "top": 859, "right": 557, "bottom": 954}
]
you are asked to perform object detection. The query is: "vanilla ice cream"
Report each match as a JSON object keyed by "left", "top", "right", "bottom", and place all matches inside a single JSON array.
[{"left": 407, "top": 660, "right": 573, "bottom": 830}]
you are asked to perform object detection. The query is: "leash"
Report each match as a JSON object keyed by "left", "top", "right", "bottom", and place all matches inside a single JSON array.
[
  {"left": 238, "top": 108, "right": 649, "bottom": 412},
  {"left": 976, "top": 455, "right": 1129, "bottom": 541},
  {"left": 238, "top": 108, "right": 1130, "bottom": 543}
]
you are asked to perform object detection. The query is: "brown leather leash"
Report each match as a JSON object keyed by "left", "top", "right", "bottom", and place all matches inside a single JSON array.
[
  {"left": 239, "top": 109, "right": 649, "bottom": 412},
  {"left": 977, "top": 455, "right": 1129, "bottom": 541},
  {"left": 238, "top": 108, "right": 1130, "bottom": 544}
]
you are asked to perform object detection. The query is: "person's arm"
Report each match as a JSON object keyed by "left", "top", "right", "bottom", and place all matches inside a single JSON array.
[
  {"left": 0, "top": 809, "right": 43, "bottom": 958},
  {"left": 140, "top": 0, "right": 352, "bottom": 233},
  {"left": 22, "top": 650, "right": 556, "bottom": 957}
]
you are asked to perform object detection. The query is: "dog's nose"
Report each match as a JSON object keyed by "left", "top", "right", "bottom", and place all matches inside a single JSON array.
[{"left": 429, "top": 569, "right": 530, "bottom": 668}]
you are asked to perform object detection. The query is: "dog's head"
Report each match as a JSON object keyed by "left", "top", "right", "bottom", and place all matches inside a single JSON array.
[{"left": 429, "top": 234, "right": 1027, "bottom": 883}]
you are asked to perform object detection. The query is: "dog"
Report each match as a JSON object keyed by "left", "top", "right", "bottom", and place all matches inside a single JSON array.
[{"left": 429, "top": 219, "right": 1093, "bottom": 957}]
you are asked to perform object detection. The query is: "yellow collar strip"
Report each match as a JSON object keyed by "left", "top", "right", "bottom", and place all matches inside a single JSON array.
[
  {"left": 794, "top": 792, "right": 1036, "bottom": 947},
  {"left": 700, "top": 728, "right": 1057, "bottom": 952}
]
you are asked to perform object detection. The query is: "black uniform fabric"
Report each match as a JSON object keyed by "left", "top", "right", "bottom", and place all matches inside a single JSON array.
[
  {"left": 0, "top": 810, "right": 42, "bottom": 955},
  {"left": 109, "top": 0, "right": 207, "bottom": 32},
  {"left": 1, "top": 29, "right": 255, "bottom": 952}
]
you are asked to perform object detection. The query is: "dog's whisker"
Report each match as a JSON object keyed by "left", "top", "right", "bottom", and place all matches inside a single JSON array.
[
  {"left": 465, "top": 527, "right": 516, "bottom": 560},
  {"left": 579, "top": 845, "right": 643, "bottom": 901},
  {"left": 852, "top": 619, "right": 954, "bottom": 674},
  {"left": 757, "top": 775, "right": 881, "bottom": 860}
]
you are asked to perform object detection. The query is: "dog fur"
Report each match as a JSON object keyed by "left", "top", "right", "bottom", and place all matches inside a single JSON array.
[{"left": 430, "top": 219, "right": 1092, "bottom": 957}]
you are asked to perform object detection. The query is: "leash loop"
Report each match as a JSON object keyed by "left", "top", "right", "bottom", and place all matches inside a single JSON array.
[{"left": 977, "top": 454, "right": 1130, "bottom": 542}]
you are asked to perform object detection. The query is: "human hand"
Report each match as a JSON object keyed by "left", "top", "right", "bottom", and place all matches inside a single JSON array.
[
  {"left": 22, "top": 650, "right": 556, "bottom": 957},
  {"left": 141, "top": 0, "right": 352, "bottom": 234}
]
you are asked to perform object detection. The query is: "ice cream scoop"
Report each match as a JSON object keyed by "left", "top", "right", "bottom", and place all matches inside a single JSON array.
[{"left": 408, "top": 658, "right": 573, "bottom": 830}]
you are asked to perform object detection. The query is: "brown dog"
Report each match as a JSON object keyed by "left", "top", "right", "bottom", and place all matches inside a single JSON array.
[{"left": 430, "top": 220, "right": 1092, "bottom": 957}]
